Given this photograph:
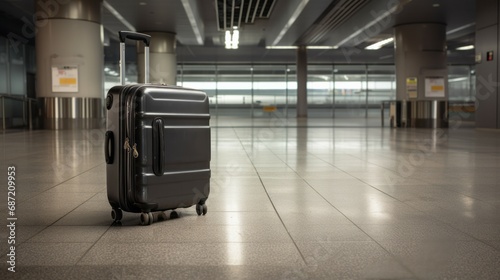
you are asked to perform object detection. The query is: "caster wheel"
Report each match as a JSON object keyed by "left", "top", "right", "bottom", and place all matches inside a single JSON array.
[
  {"left": 158, "top": 212, "right": 167, "bottom": 222},
  {"left": 202, "top": 204, "right": 207, "bottom": 215},
  {"left": 140, "top": 212, "right": 149, "bottom": 226},
  {"left": 196, "top": 204, "right": 202, "bottom": 216},
  {"left": 170, "top": 211, "right": 179, "bottom": 219},
  {"left": 111, "top": 208, "right": 123, "bottom": 222},
  {"left": 148, "top": 212, "right": 154, "bottom": 225}
]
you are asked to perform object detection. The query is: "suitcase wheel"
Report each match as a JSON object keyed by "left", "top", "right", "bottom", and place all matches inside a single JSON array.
[
  {"left": 111, "top": 208, "right": 123, "bottom": 222},
  {"left": 170, "top": 211, "right": 179, "bottom": 219},
  {"left": 140, "top": 212, "right": 154, "bottom": 226},
  {"left": 196, "top": 204, "right": 208, "bottom": 216}
]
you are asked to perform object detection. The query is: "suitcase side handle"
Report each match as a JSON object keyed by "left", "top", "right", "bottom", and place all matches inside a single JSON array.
[
  {"left": 105, "top": 131, "right": 114, "bottom": 164},
  {"left": 118, "top": 31, "right": 151, "bottom": 46},
  {"left": 152, "top": 118, "right": 164, "bottom": 176}
]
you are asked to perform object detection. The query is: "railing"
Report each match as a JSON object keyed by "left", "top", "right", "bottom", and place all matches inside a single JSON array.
[
  {"left": 0, "top": 94, "right": 38, "bottom": 130},
  {"left": 380, "top": 100, "right": 395, "bottom": 127},
  {"left": 448, "top": 100, "right": 475, "bottom": 113},
  {"left": 380, "top": 100, "right": 475, "bottom": 127}
]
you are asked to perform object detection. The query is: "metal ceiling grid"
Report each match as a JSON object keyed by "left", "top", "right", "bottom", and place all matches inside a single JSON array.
[
  {"left": 297, "top": 0, "right": 370, "bottom": 45},
  {"left": 216, "top": 0, "right": 276, "bottom": 31}
]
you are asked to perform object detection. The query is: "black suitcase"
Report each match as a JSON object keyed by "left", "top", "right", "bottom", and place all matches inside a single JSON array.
[{"left": 105, "top": 31, "right": 210, "bottom": 225}]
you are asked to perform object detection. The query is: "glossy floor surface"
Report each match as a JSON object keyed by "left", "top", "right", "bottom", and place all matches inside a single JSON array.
[{"left": 1, "top": 117, "right": 500, "bottom": 279}]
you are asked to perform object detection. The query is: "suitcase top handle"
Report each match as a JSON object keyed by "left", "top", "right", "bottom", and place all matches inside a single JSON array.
[{"left": 119, "top": 31, "right": 151, "bottom": 47}]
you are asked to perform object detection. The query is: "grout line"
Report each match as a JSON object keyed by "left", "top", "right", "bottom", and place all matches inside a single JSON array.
[
  {"left": 305, "top": 140, "right": 500, "bottom": 253},
  {"left": 19, "top": 163, "right": 106, "bottom": 203},
  {"left": 256, "top": 128, "right": 420, "bottom": 277},
  {"left": 72, "top": 220, "right": 116, "bottom": 269},
  {"left": 232, "top": 126, "right": 309, "bottom": 266},
  {"left": 19, "top": 163, "right": 107, "bottom": 243}
]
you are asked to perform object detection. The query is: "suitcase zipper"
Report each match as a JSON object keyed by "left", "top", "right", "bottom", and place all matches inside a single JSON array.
[
  {"left": 124, "top": 93, "right": 139, "bottom": 159},
  {"left": 124, "top": 91, "right": 139, "bottom": 208},
  {"left": 123, "top": 138, "right": 138, "bottom": 158}
]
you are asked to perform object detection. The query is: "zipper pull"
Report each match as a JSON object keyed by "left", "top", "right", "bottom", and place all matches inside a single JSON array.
[
  {"left": 124, "top": 138, "right": 131, "bottom": 152},
  {"left": 132, "top": 143, "right": 139, "bottom": 158}
]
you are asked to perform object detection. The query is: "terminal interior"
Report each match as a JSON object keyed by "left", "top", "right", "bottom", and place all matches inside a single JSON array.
[{"left": 1, "top": 0, "right": 500, "bottom": 279}]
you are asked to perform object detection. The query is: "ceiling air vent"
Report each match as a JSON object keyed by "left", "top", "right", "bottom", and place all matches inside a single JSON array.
[
  {"left": 297, "top": 0, "right": 369, "bottom": 45},
  {"left": 216, "top": 0, "right": 276, "bottom": 30}
]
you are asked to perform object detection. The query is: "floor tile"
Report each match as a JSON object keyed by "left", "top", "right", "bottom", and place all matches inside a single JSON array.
[
  {"left": 287, "top": 224, "right": 371, "bottom": 242},
  {"left": 2, "top": 121, "right": 500, "bottom": 278},
  {"left": 78, "top": 243, "right": 304, "bottom": 266},
  {"left": 451, "top": 224, "right": 500, "bottom": 241},
  {"left": 1, "top": 243, "right": 94, "bottom": 266},
  {"left": 295, "top": 241, "right": 414, "bottom": 279},
  {"left": 378, "top": 240, "right": 500, "bottom": 279},
  {"left": 27, "top": 226, "right": 109, "bottom": 243},
  {"left": 98, "top": 223, "right": 291, "bottom": 243},
  {"left": 358, "top": 223, "right": 474, "bottom": 241}
]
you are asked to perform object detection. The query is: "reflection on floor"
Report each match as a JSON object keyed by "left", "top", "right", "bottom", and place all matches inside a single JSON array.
[{"left": 0, "top": 116, "right": 499, "bottom": 279}]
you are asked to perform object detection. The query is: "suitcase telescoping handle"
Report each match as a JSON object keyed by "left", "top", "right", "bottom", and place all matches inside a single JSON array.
[{"left": 118, "top": 31, "right": 151, "bottom": 85}]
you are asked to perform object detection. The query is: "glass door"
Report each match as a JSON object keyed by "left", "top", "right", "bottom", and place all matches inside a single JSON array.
[
  {"left": 307, "top": 65, "right": 334, "bottom": 117},
  {"left": 251, "top": 65, "right": 287, "bottom": 118},
  {"left": 177, "top": 65, "right": 217, "bottom": 113},
  {"left": 334, "top": 65, "right": 367, "bottom": 118},
  {"left": 216, "top": 65, "right": 252, "bottom": 117},
  {"left": 367, "top": 65, "right": 395, "bottom": 118}
]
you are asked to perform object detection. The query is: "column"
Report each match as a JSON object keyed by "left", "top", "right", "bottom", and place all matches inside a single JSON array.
[
  {"left": 296, "top": 46, "right": 307, "bottom": 118},
  {"left": 475, "top": 0, "right": 500, "bottom": 129},
  {"left": 137, "top": 32, "right": 177, "bottom": 85},
  {"left": 36, "top": 0, "right": 103, "bottom": 129},
  {"left": 394, "top": 23, "right": 448, "bottom": 128}
]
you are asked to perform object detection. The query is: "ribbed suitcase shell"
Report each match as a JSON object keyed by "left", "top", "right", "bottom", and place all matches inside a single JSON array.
[{"left": 105, "top": 83, "right": 210, "bottom": 224}]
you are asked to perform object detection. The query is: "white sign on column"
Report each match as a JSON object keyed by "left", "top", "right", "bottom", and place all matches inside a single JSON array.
[{"left": 52, "top": 66, "right": 79, "bottom": 93}]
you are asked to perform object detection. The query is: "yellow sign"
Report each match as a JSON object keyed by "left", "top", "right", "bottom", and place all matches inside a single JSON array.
[
  {"left": 431, "top": 85, "right": 444, "bottom": 91},
  {"left": 425, "top": 77, "right": 445, "bottom": 97},
  {"left": 59, "top": 78, "right": 77, "bottom": 85},
  {"left": 52, "top": 66, "right": 78, "bottom": 92},
  {"left": 406, "top": 77, "right": 417, "bottom": 99},
  {"left": 262, "top": 105, "right": 277, "bottom": 112}
]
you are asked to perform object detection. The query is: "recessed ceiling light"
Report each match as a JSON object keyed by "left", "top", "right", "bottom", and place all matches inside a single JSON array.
[
  {"left": 365, "top": 37, "right": 394, "bottom": 50},
  {"left": 265, "top": 46, "right": 297, "bottom": 49},
  {"left": 456, "top": 45, "right": 474, "bottom": 50},
  {"left": 139, "top": 2, "right": 147, "bottom": 5},
  {"left": 307, "top": 46, "right": 338, "bottom": 49},
  {"left": 265, "top": 46, "right": 339, "bottom": 50},
  {"left": 433, "top": 3, "right": 440, "bottom": 7}
]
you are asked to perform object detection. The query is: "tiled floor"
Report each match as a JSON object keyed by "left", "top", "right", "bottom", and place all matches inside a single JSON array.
[{"left": 1, "top": 116, "right": 500, "bottom": 279}]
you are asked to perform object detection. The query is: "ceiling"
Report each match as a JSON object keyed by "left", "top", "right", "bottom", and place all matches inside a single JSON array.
[{"left": 0, "top": 0, "right": 476, "bottom": 64}]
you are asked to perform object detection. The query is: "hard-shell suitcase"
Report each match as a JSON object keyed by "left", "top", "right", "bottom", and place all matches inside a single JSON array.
[{"left": 105, "top": 31, "right": 210, "bottom": 225}]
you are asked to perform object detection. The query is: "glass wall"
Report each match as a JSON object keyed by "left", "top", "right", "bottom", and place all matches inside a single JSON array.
[
  {"left": 9, "top": 42, "right": 26, "bottom": 96},
  {"left": 0, "top": 37, "right": 8, "bottom": 94},
  {"left": 0, "top": 36, "right": 27, "bottom": 96},
  {"left": 367, "top": 65, "right": 396, "bottom": 118},
  {"left": 448, "top": 65, "right": 475, "bottom": 121},
  {"left": 0, "top": 35, "right": 30, "bottom": 128},
  {"left": 284, "top": 66, "right": 296, "bottom": 118},
  {"left": 252, "top": 65, "right": 287, "bottom": 117},
  {"left": 177, "top": 64, "right": 295, "bottom": 118},
  {"left": 308, "top": 65, "right": 334, "bottom": 117},
  {"left": 176, "top": 63, "right": 474, "bottom": 119},
  {"left": 178, "top": 64, "right": 216, "bottom": 105},
  {"left": 448, "top": 65, "right": 475, "bottom": 101},
  {"left": 218, "top": 65, "right": 252, "bottom": 116},
  {"left": 334, "top": 65, "right": 368, "bottom": 118}
]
